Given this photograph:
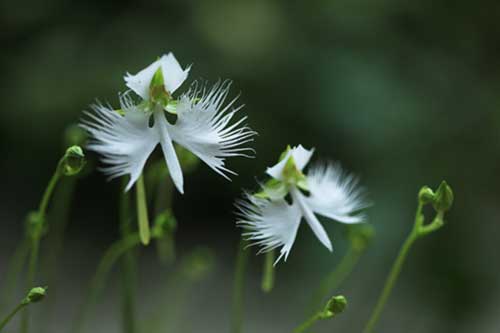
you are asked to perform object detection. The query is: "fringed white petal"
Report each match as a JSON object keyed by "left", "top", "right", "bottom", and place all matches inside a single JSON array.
[
  {"left": 266, "top": 145, "right": 314, "bottom": 180},
  {"left": 80, "top": 95, "right": 159, "bottom": 191},
  {"left": 236, "top": 193, "right": 302, "bottom": 264},
  {"left": 291, "top": 187, "right": 333, "bottom": 251},
  {"left": 304, "top": 163, "right": 368, "bottom": 224},
  {"left": 124, "top": 53, "right": 190, "bottom": 99},
  {"left": 168, "top": 80, "right": 256, "bottom": 179}
]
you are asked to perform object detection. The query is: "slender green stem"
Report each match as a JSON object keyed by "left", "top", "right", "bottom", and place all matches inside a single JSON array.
[
  {"left": 293, "top": 313, "right": 321, "bottom": 333},
  {"left": 73, "top": 234, "right": 141, "bottom": 333},
  {"left": 0, "top": 303, "right": 27, "bottom": 331},
  {"left": 38, "top": 171, "right": 61, "bottom": 216},
  {"left": 261, "top": 250, "right": 275, "bottom": 293},
  {"left": 231, "top": 238, "right": 249, "bottom": 333},
  {"left": 120, "top": 179, "right": 137, "bottom": 333},
  {"left": 308, "top": 245, "right": 361, "bottom": 313},
  {"left": 362, "top": 203, "right": 422, "bottom": 333},
  {"left": 21, "top": 170, "right": 62, "bottom": 333},
  {"left": 154, "top": 176, "right": 175, "bottom": 264},
  {"left": 136, "top": 174, "right": 150, "bottom": 245}
]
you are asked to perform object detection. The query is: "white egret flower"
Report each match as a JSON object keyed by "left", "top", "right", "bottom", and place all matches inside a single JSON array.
[
  {"left": 236, "top": 145, "right": 369, "bottom": 264},
  {"left": 81, "top": 53, "right": 256, "bottom": 193}
]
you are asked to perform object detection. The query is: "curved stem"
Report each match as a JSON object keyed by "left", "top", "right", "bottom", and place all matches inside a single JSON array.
[
  {"left": 0, "top": 303, "right": 26, "bottom": 331},
  {"left": 308, "top": 245, "right": 361, "bottom": 313},
  {"left": 231, "top": 238, "right": 249, "bottom": 333},
  {"left": 293, "top": 313, "right": 321, "bottom": 333},
  {"left": 362, "top": 203, "right": 423, "bottom": 333},
  {"left": 72, "top": 234, "right": 141, "bottom": 333}
]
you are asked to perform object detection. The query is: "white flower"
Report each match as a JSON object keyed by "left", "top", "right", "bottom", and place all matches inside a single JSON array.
[
  {"left": 236, "top": 145, "right": 369, "bottom": 264},
  {"left": 81, "top": 54, "right": 256, "bottom": 193}
]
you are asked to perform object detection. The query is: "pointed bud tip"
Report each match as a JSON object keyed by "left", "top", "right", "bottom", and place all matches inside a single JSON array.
[{"left": 433, "top": 181, "right": 454, "bottom": 213}]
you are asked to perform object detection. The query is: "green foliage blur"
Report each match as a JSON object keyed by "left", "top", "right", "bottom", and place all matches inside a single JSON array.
[{"left": 1, "top": 0, "right": 500, "bottom": 332}]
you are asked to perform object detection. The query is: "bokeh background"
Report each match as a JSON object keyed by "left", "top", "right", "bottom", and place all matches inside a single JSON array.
[{"left": 1, "top": 0, "right": 500, "bottom": 332}]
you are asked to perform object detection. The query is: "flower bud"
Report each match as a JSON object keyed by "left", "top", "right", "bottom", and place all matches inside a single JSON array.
[
  {"left": 326, "top": 295, "right": 347, "bottom": 314},
  {"left": 320, "top": 295, "right": 348, "bottom": 319},
  {"left": 418, "top": 186, "right": 435, "bottom": 204},
  {"left": 432, "top": 181, "right": 454, "bottom": 213},
  {"left": 347, "top": 224, "right": 375, "bottom": 252},
  {"left": 23, "top": 287, "right": 47, "bottom": 305},
  {"left": 59, "top": 146, "right": 86, "bottom": 176}
]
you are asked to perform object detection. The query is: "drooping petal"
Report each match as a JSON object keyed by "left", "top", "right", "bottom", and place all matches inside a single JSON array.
[
  {"left": 266, "top": 145, "right": 314, "bottom": 180},
  {"left": 80, "top": 95, "right": 159, "bottom": 191},
  {"left": 291, "top": 187, "right": 333, "bottom": 251},
  {"left": 168, "top": 80, "right": 256, "bottom": 179},
  {"left": 124, "top": 53, "right": 190, "bottom": 100},
  {"left": 304, "top": 163, "right": 369, "bottom": 224},
  {"left": 236, "top": 193, "right": 302, "bottom": 264},
  {"left": 154, "top": 111, "right": 184, "bottom": 194}
]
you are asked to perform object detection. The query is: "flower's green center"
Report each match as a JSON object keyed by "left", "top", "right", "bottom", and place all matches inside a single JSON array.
[
  {"left": 148, "top": 68, "right": 177, "bottom": 114},
  {"left": 255, "top": 146, "right": 309, "bottom": 200}
]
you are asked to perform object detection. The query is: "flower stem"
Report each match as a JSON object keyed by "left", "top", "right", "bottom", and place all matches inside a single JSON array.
[
  {"left": 136, "top": 174, "right": 150, "bottom": 245},
  {"left": 261, "top": 250, "right": 275, "bottom": 293},
  {"left": 73, "top": 233, "right": 141, "bottom": 333},
  {"left": 231, "top": 238, "right": 249, "bottom": 333},
  {"left": 120, "top": 179, "right": 137, "bottom": 333},
  {"left": 308, "top": 245, "right": 362, "bottom": 313},
  {"left": 0, "top": 303, "right": 26, "bottom": 331},
  {"left": 362, "top": 203, "right": 423, "bottom": 333},
  {"left": 293, "top": 313, "right": 321, "bottom": 333},
  {"left": 21, "top": 169, "right": 62, "bottom": 333}
]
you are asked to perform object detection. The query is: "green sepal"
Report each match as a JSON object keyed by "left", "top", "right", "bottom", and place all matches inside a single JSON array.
[
  {"left": 149, "top": 68, "right": 171, "bottom": 107},
  {"left": 254, "top": 178, "right": 288, "bottom": 200},
  {"left": 282, "top": 155, "right": 309, "bottom": 189}
]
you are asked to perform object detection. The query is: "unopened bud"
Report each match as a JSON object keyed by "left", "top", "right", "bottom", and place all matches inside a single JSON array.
[
  {"left": 59, "top": 146, "right": 86, "bottom": 176},
  {"left": 433, "top": 181, "right": 454, "bottom": 213},
  {"left": 320, "top": 295, "right": 348, "bottom": 319},
  {"left": 418, "top": 186, "right": 435, "bottom": 204},
  {"left": 23, "top": 287, "right": 47, "bottom": 305}
]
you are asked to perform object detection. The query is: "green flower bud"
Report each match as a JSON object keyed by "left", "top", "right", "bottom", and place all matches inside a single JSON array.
[
  {"left": 418, "top": 186, "right": 435, "bottom": 205},
  {"left": 23, "top": 287, "right": 47, "bottom": 305},
  {"left": 432, "top": 181, "right": 454, "bottom": 213},
  {"left": 347, "top": 224, "right": 375, "bottom": 252},
  {"left": 320, "top": 295, "right": 348, "bottom": 319},
  {"left": 152, "top": 210, "right": 177, "bottom": 238},
  {"left": 59, "top": 146, "right": 86, "bottom": 176},
  {"left": 181, "top": 248, "right": 215, "bottom": 282}
]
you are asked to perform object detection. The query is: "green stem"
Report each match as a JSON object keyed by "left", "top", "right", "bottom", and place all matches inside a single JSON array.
[
  {"left": 0, "top": 303, "right": 27, "bottom": 331},
  {"left": 21, "top": 170, "right": 62, "bottom": 333},
  {"left": 308, "top": 245, "right": 361, "bottom": 313},
  {"left": 231, "top": 239, "right": 249, "bottom": 333},
  {"left": 120, "top": 179, "right": 137, "bottom": 333},
  {"left": 73, "top": 234, "right": 141, "bottom": 333},
  {"left": 293, "top": 313, "right": 321, "bottom": 333},
  {"left": 136, "top": 174, "right": 150, "bottom": 245},
  {"left": 362, "top": 203, "right": 423, "bottom": 333},
  {"left": 261, "top": 250, "right": 275, "bottom": 293},
  {"left": 154, "top": 176, "right": 175, "bottom": 264}
]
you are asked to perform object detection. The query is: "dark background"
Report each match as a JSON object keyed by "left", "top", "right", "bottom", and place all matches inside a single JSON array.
[{"left": 1, "top": 0, "right": 500, "bottom": 332}]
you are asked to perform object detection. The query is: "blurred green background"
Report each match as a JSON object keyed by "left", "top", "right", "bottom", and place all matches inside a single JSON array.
[{"left": 1, "top": 0, "right": 500, "bottom": 332}]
